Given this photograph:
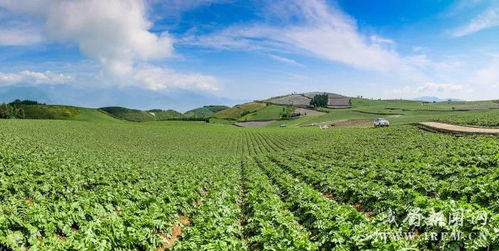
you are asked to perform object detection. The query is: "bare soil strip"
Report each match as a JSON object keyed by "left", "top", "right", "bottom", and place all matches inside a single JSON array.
[
  {"left": 156, "top": 215, "right": 190, "bottom": 250},
  {"left": 419, "top": 122, "right": 499, "bottom": 135},
  {"left": 156, "top": 189, "right": 208, "bottom": 250}
]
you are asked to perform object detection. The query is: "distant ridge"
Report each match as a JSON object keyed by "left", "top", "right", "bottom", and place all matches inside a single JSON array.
[
  {"left": 413, "top": 96, "right": 464, "bottom": 102},
  {"left": 265, "top": 92, "right": 351, "bottom": 108}
]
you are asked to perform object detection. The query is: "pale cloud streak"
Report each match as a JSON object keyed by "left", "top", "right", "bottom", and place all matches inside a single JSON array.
[
  {"left": 0, "top": 26, "right": 42, "bottom": 46},
  {"left": 268, "top": 54, "right": 302, "bottom": 66},
  {"left": 133, "top": 65, "right": 219, "bottom": 91},
  {"left": 392, "top": 82, "right": 465, "bottom": 98},
  {"left": 452, "top": 7, "right": 499, "bottom": 37},
  {"left": 0, "top": 71, "right": 73, "bottom": 86},
  {"left": 183, "top": 0, "right": 409, "bottom": 72}
]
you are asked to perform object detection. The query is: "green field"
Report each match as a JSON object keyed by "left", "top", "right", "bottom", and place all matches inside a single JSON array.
[
  {"left": 239, "top": 104, "right": 293, "bottom": 121},
  {"left": 269, "top": 98, "right": 499, "bottom": 128},
  {"left": 183, "top": 105, "right": 229, "bottom": 119},
  {"left": 0, "top": 117, "right": 498, "bottom": 250}
]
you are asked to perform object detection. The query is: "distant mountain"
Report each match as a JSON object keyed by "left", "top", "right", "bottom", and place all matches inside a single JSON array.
[
  {"left": 413, "top": 96, "right": 465, "bottom": 102},
  {"left": 0, "top": 84, "right": 245, "bottom": 112}
]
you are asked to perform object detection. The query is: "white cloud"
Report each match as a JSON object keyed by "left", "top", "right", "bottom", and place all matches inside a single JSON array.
[
  {"left": 452, "top": 7, "right": 499, "bottom": 37},
  {"left": 392, "top": 82, "right": 465, "bottom": 97},
  {"left": 0, "top": 0, "right": 174, "bottom": 76},
  {"left": 183, "top": 0, "right": 405, "bottom": 72},
  {"left": 150, "top": 0, "right": 231, "bottom": 13},
  {"left": 417, "top": 82, "right": 464, "bottom": 92},
  {"left": 133, "top": 65, "right": 218, "bottom": 91},
  {"left": 471, "top": 61, "right": 499, "bottom": 88},
  {"left": 268, "top": 54, "right": 301, "bottom": 66},
  {"left": 0, "top": 27, "right": 42, "bottom": 46},
  {"left": 0, "top": 71, "right": 72, "bottom": 86},
  {"left": 370, "top": 35, "right": 394, "bottom": 45},
  {"left": 0, "top": 0, "right": 221, "bottom": 93}
]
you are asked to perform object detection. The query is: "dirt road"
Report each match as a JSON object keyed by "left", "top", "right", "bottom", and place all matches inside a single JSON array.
[{"left": 419, "top": 122, "right": 499, "bottom": 135}]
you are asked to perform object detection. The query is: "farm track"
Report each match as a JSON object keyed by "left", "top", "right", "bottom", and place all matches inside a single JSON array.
[{"left": 419, "top": 122, "right": 499, "bottom": 135}]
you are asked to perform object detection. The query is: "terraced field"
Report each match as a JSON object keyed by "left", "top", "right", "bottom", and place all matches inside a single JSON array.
[{"left": 0, "top": 120, "right": 498, "bottom": 250}]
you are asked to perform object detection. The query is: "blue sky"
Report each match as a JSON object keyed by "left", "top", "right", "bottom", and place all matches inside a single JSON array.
[{"left": 0, "top": 0, "right": 498, "bottom": 111}]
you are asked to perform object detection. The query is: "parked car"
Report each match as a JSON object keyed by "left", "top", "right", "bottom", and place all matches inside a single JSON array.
[{"left": 374, "top": 118, "right": 390, "bottom": 127}]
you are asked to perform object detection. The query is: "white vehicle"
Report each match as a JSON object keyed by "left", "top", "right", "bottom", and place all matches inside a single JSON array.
[{"left": 374, "top": 118, "right": 390, "bottom": 127}]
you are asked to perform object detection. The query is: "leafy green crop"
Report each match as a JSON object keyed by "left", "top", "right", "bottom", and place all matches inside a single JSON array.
[{"left": 0, "top": 120, "right": 497, "bottom": 250}]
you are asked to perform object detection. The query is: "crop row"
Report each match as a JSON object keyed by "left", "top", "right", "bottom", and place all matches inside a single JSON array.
[
  {"left": 254, "top": 156, "right": 419, "bottom": 250},
  {"left": 266, "top": 153, "right": 498, "bottom": 250}
]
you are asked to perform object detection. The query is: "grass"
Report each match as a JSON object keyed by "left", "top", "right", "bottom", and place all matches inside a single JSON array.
[
  {"left": 100, "top": 106, "right": 155, "bottom": 122},
  {"left": 237, "top": 102, "right": 266, "bottom": 112},
  {"left": 73, "top": 108, "right": 122, "bottom": 123},
  {"left": 21, "top": 105, "right": 81, "bottom": 120},
  {"left": 267, "top": 98, "right": 499, "bottom": 128},
  {"left": 213, "top": 102, "right": 267, "bottom": 120},
  {"left": 183, "top": 105, "right": 229, "bottom": 119},
  {"left": 148, "top": 109, "right": 184, "bottom": 120},
  {"left": 239, "top": 105, "right": 291, "bottom": 121}
]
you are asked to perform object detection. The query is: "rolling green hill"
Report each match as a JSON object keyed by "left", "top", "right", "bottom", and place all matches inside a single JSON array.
[
  {"left": 3, "top": 96, "right": 499, "bottom": 127},
  {"left": 239, "top": 104, "right": 294, "bottom": 121},
  {"left": 100, "top": 107, "right": 156, "bottom": 122},
  {"left": 6, "top": 102, "right": 121, "bottom": 123},
  {"left": 148, "top": 109, "right": 184, "bottom": 120},
  {"left": 183, "top": 105, "right": 229, "bottom": 119},
  {"left": 269, "top": 98, "right": 499, "bottom": 128},
  {"left": 213, "top": 102, "right": 267, "bottom": 120}
]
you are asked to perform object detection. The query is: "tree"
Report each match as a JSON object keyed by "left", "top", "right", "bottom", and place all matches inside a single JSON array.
[
  {"left": 9, "top": 99, "right": 44, "bottom": 106},
  {"left": 310, "top": 94, "right": 328, "bottom": 108},
  {"left": 0, "top": 103, "right": 25, "bottom": 119}
]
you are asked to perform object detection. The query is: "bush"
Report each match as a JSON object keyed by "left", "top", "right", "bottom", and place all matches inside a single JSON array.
[
  {"left": 9, "top": 99, "right": 44, "bottom": 106},
  {"left": 0, "top": 103, "right": 25, "bottom": 119}
]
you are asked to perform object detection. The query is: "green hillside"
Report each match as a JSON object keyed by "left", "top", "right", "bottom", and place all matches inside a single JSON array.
[
  {"left": 213, "top": 102, "right": 267, "bottom": 120},
  {"left": 3, "top": 102, "right": 122, "bottom": 123},
  {"left": 99, "top": 106, "right": 156, "bottom": 122},
  {"left": 72, "top": 108, "right": 122, "bottom": 123},
  {"left": 19, "top": 105, "right": 80, "bottom": 120},
  {"left": 183, "top": 105, "right": 229, "bottom": 119},
  {"left": 269, "top": 98, "right": 499, "bottom": 128},
  {"left": 239, "top": 104, "right": 294, "bottom": 121},
  {"left": 148, "top": 109, "right": 184, "bottom": 120}
]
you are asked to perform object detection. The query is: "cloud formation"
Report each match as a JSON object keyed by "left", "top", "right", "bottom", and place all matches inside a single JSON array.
[
  {"left": 0, "top": 0, "right": 221, "bottom": 92},
  {"left": 0, "top": 0, "right": 173, "bottom": 76},
  {"left": 392, "top": 82, "right": 465, "bottom": 98},
  {"left": 0, "top": 71, "right": 72, "bottom": 86},
  {"left": 183, "top": 0, "right": 404, "bottom": 72},
  {"left": 452, "top": 7, "right": 499, "bottom": 37},
  {"left": 133, "top": 65, "right": 218, "bottom": 91},
  {"left": 0, "top": 26, "right": 42, "bottom": 46}
]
